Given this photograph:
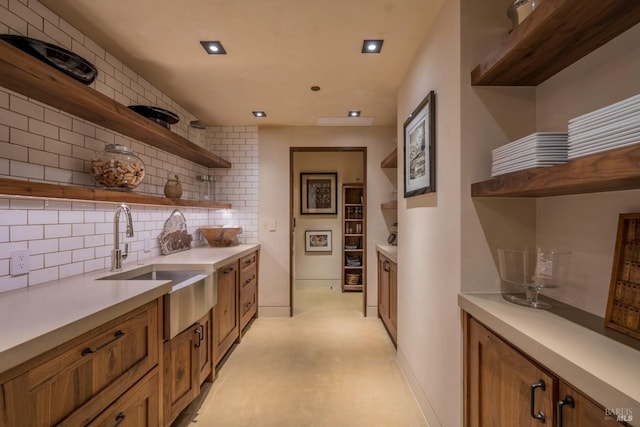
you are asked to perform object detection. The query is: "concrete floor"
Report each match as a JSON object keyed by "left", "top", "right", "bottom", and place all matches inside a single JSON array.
[{"left": 173, "top": 287, "right": 427, "bottom": 427}]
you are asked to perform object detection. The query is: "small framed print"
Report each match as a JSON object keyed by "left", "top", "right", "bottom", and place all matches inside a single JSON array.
[
  {"left": 305, "top": 230, "right": 332, "bottom": 252},
  {"left": 404, "top": 90, "right": 436, "bottom": 198},
  {"left": 301, "top": 172, "right": 337, "bottom": 214}
]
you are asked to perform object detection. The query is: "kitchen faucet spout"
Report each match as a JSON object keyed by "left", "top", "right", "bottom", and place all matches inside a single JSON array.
[{"left": 111, "top": 204, "right": 134, "bottom": 271}]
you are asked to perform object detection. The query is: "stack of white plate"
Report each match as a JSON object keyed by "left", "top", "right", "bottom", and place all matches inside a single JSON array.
[
  {"left": 568, "top": 93, "right": 640, "bottom": 160},
  {"left": 491, "top": 133, "right": 568, "bottom": 177}
]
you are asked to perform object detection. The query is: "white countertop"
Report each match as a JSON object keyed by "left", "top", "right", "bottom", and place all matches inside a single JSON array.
[
  {"left": 376, "top": 244, "right": 397, "bottom": 263},
  {"left": 0, "top": 244, "right": 259, "bottom": 373},
  {"left": 459, "top": 293, "right": 640, "bottom": 416}
]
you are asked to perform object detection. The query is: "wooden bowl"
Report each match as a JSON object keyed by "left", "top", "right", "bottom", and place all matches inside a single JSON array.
[{"left": 199, "top": 226, "right": 242, "bottom": 247}]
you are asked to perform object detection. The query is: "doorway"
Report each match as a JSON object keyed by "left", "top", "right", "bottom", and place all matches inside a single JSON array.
[{"left": 289, "top": 147, "right": 367, "bottom": 317}]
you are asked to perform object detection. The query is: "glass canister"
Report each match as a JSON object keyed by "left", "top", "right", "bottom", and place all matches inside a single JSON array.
[{"left": 90, "top": 144, "right": 145, "bottom": 190}]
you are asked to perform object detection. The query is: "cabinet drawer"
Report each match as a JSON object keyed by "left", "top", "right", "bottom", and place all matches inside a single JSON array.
[
  {"left": 240, "top": 267, "right": 257, "bottom": 291},
  {"left": 240, "top": 282, "right": 257, "bottom": 330},
  {"left": 1, "top": 301, "right": 159, "bottom": 427},
  {"left": 87, "top": 368, "right": 159, "bottom": 427},
  {"left": 239, "top": 252, "right": 258, "bottom": 275}
]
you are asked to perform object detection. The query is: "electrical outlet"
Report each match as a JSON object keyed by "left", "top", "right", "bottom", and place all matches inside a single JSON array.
[{"left": 10, "top": 250, "right": 30, "bottom": 276}]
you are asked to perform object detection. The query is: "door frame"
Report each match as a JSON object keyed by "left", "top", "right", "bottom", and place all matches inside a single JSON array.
[{"left": 289, "top": 147, "right": 368, "bottom": 317}]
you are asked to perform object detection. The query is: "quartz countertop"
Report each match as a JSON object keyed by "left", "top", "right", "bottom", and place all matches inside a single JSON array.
[
  {"left": 459, "top": 292, "right": 640, "bottom": 416},
  {"left": 0, "top": 244, "right": 260, "bottom": 373},
  {"left": 376, "top": 244, "right": 397, "bottom": 263}
]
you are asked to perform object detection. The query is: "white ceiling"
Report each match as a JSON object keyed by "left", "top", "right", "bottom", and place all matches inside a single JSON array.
[{"left": 40, "top": 0, "right": 443, "bottom": 127}]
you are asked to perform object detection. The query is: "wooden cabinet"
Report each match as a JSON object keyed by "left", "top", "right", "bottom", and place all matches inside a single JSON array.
[
  {"left": 88, "top": 369, "right": 160, "bottom": 427},
  {"left": 0, "top": 300, "right": 159, "bottom": 427},
  {"left": 163, "top": 309, "right": 213, "bottom": 425},
  {"left": 239, "top": 251, "right": 259, "bottom": 332},
  {"left": 342, "top": 183, "right": 366, "bottom": 292},
  {"left": 214, "top": 260, "right": 240, "bottom": 365},
  {"left": 377, "top": 252, "right": 397, "bottom": 344},
  {"left": 163, "top": 323, "right": 201, "bottom": 425},
  {"left": 465, "top": 315, "right": 627, "bottom": 427},
  {"left": 196, "top": 310, "right": 213, "bottom": 385}
]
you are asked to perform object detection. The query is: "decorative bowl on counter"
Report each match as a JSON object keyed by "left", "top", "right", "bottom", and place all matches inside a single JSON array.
[
  {"left": 498, "top": 247, "right": 571, "bottom": 309},
  {"left": 199, "top": 226, "right": 242, "bottom": 247},
  {"left": 90, "top": 144, "right": 145, "bottom": 190}
]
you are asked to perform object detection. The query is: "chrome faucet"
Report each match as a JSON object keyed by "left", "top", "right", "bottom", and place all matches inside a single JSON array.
[{"left": 111, "top": 204, "right": 134, "bottom": 271}]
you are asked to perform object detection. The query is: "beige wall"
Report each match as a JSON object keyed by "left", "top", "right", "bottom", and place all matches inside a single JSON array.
[
  {"left": 535, "top": 23, "right": 640, "bottom": 316},
  {"left": 258, "top": 126, "right": 395, "bottom": 316},
  {"left": 293, "top": 152, "right": 364, "bottom": 288},
  {"left": 395, "top": 1, "right": 461, "bottom": 425}
]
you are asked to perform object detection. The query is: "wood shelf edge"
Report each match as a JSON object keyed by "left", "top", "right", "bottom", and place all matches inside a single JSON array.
[
  {"left": 471, "top": 0, "right": 640, "bottom": 86},
  {"left": 0, "top": 40, "right": 231, "bottom": 169},
  {"left": 0, "top": 178, "right": 232, "bottom": 209},
  {"left": 381, "top": 148, "right": 398, "bottom": 168},
  {"left": 471, "top": 143, "right": 640, "bottom": 198},
  {"left": 381, "top": 200, "right": 398, "bottom": 209}
]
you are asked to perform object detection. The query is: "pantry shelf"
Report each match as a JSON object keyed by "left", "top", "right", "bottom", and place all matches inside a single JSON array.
[
  {"left": 0, "top": 40, "right": 231, "bottom": 169},
  {"left": 0, "top": 178, "right": 232, "bottom": 209},
  {"left": 471, "top": 143, "right": 640, "bottom": 198},
  {"left": 471, "top": 0, "right": 640, "bottom": 86}
]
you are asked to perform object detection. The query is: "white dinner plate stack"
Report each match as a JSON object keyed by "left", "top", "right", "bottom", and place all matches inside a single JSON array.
[
  {"left": 568, "top": 93, "right": 640, "bottom": 160},
  {"left": 491, "top": 132, "right": 568, "bottom": 177}
]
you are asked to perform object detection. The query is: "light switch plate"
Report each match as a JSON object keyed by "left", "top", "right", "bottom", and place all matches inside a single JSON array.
[
  {"left": 10, "top": 250, "right": 30, "bottom": 276},
  {"left": 269, "top": 218, "right": 277, "bottom": 231}
]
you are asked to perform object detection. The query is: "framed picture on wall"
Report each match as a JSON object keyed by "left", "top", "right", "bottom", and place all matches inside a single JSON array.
[
  {"left": 305, "top": 230, "right": 332, "bottom": 252},
  {"left": 403, "top": 90, "right": 436, "bottom": 198},
  {"left": 300, "top": 172, "right": 337, "bottom": 214}
]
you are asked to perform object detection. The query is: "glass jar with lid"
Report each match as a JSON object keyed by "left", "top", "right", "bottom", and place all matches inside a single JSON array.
[{"left": 90, "top": 144, "right": 145, "bottom": 190}]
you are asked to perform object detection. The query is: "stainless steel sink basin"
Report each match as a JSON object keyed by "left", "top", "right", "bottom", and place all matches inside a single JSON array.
[{"left": 98, "top": 265, "right": 215, "bottom": 339}]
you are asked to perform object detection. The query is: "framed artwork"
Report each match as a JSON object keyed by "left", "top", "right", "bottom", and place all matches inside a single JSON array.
[
  {"left": 403, "top": 90, "right": 436, "bottom": 198},
  {"left": 300, "top": 172, "right": 337, "bottom": 214},
  {"left": 305, "top": 230, "right": 332, "bottom": 252}
]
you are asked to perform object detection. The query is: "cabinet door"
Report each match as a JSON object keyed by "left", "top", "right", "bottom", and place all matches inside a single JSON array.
[
  {"left": 215, "top": 261, "right": 240, "bottom": 365},
  {"left": 558, "top": 382, "right": 629, "bottom": 427},
  {"left": 88, "top": 369, "right": 160, "bottom": 427},
  {"left": 388, "top": 260, "right": 398, "bottom": 341},
  {"left": 467, "top": 318, "right": 556, "bottom": 427},
  {"left": 378, "top": 254, "right": 390, "bottom": 321},
  {"left": 1, "top": 301, "right": 158, "bottom": 427},
  {"left": 196, "top": 310, "right": 213, "bottom": 384},
  {"left": 163, "top": 324, "right": 200, "bottom": 426}
]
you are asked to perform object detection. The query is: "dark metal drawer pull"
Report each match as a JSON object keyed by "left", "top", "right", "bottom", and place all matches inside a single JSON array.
[
  {"left": 81, "top": 330, "right": 125, "bottom": 356},
  {"left": 530, "top": 379, "right": 546, "bottom": 423},
  {"left": 557, "top": 395, "right": 574, "bottom": 427},
  {"left": 222, "top": 267, "right": 235, "bottom": 274},
  {"left": 114, "top": 412, "right": 126, "bottom": 427}
]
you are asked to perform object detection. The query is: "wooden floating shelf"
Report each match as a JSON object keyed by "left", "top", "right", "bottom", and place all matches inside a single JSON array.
[
  {"left": 0, "top": 40, "right": 231, "bottom": 169},
  {"left": 381, "top": 148, "right": 398, "bottom": 168},
  {"left": 471, "top": 0, "right": 640, "bottom": 86},
  {"left": 471, "top": 143, "right": 640, "bottom": 198},
  {"left": 381, "top": 200, "right": 398, "bottom": 209},
  {"left": 0, "top": 178, "right": 232, "bottom": 209}
]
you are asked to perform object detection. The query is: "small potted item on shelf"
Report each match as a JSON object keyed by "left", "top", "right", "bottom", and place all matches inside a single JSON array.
[{"left": 164, "top": 174, "right": 183, "bottom": 199}]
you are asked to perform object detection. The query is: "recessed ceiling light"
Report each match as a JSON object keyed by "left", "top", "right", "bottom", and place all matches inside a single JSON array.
[
  {"left": 310, "top": 86, "right": 321, "bottom": 92},
  {"left": 252, "top": 111, "right": 266, "bottom": 117},
  {"left": 362, "top": 39, "right": 383, "bottom": 54},
  {"left": 200, "top": 41, "right": 227, "bottom": 55},
  {"left": 348, "top": 111, "right": 361, "bottom": 117}
]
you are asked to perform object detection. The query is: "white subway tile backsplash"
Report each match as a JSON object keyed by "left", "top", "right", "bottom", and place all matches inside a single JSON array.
[
  {"left": 9, "top": 160, "right": 44, "bottom": 179},
  {"left": 45, "top": 250, "right": 70, "bottom": 267},
  {"left": 28, "top": 210, "right": 57, "bottom": 224},
  {"left": 8, "top": 0, "right": 41, "bottom": 30},
  {"left": 0, "top": 259, "right": 8, "bottom": 275},
  {"left": 44, "top": 223, "right": 70, "bottom": 239},
  {"left": 0, "top": 1, "right": 258, "bottom": 292},
  {"left": 59, "top": 236, "right": 83, "bottom": 251},
  {"left": 31, "top": 254, "right": 44, "bottom": 270},
  {"left": 59, "top": 262, "right": 83, "bottom": 279},
  {"left": 0, "top": 275, "right": 28, "bottom": 292},
  {"left": 0, "top": 209, "right": 26, "bottom": 225},
  {"left": 29, "top": 266, "right": 58, "bottom": 286},
  {"left": 72, "top": 223, "right": 94, "bottom": 236},
  {"left": 10, "top": 224, "right": 43, "bottom": 240}
]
